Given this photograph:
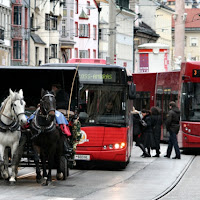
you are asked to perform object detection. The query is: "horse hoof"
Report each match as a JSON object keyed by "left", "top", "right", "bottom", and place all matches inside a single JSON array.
[
  {"left": 56, "top": 172, "right": 63, "bottom": 180},
  {"left": 36, "top": 179, "right": 42, "bottom": 184},
  {"left": 42, "top": 180, "right": 51, "bottom": 186},
  {"left": 9, "top": 181, "right": 16, "bottom": 186}
]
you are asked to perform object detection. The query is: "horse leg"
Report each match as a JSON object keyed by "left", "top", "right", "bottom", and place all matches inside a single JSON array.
[
  {"left": 32, "top": 145, "right": 42, "bottom": 183},
  {"left": 9, "top": 142, "right": 20, "bottom": 184},
  {"left": 55, "top": 142, "right": 63, "bottom": 180},
  {"left": 40, "top": 151, "right": 47, "bottom": 178},
  {"left": 0, "top": 145, "right": 9, "bottom": 180}
]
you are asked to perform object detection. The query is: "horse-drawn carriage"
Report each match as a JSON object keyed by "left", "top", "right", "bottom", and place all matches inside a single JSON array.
[{"left": 0, "top": 65, "right": 81, "bottom": 185}]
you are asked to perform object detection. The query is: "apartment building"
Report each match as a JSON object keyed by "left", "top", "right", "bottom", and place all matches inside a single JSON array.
[
  {"left": 11, "top": 0, "right": 29, "bottom": 66},
  {"left": 30, "top": 0, "right": 63, "bottom": 66},
  {"left": 0, "top": 0, "right": 11, "bottom": 66},
  {"left": 72, "top": 0, "right": 98, "bottom": 59}
]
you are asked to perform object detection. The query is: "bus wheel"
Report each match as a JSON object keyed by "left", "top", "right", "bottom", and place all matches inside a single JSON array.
[{"left": 119, "top": 162, "right": 127, "bottom": 169}]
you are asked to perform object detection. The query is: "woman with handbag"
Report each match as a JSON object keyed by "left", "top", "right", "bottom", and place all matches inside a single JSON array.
[{"left": 132, "top": 107, "right": 150, "bottom": 157}]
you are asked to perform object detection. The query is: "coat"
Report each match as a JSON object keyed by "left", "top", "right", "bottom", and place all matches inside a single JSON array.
[
  {"left": 141, "top": 114, "right": 156, "bottom": 149},
  {"left": 166, "top": 106, "right": 180, "bottom": 134},
  {"left": 132, "top": 112, "right": 142, "bottom": 141},
  {"left": 151, "top": 114, "right": 162, "bottom": 150},
  {"left": 55, "top": 89, "right": 69, "bottom": 110}
]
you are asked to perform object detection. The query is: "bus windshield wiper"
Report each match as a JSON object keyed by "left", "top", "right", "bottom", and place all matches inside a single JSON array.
[{"left": 96, "top": 122, "right": 123, "bottom": 127}]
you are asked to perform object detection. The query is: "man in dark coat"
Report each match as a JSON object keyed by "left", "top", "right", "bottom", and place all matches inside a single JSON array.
[
  {"left": 164, "top": 101, "right": 181, "bottom": 159},
  {"left": 51, "top": 83, "right": 69, "bottom": 110}
]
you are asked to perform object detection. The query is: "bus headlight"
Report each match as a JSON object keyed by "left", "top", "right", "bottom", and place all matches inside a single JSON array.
[{"left": 114, "top": 143, "right": 120, "bottom": 149}]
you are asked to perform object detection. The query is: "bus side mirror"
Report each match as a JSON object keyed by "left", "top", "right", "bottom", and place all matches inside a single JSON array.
[{"left": 129, "top": 83, "right": 136, "bottom": 99}]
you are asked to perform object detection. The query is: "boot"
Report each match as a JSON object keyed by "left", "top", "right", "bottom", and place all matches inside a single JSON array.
[{"left": 138, "top": 143, "right": 151, "bottom": 157}]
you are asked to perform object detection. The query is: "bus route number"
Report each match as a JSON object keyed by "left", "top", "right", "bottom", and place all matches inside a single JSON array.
[{"left": 193, "top": 69, "right": 200, "bottom": 77}]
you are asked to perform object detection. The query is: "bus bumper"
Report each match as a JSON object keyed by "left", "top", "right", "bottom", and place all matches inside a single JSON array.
[
  {"left": 178, "top": 132, "right": 200, "bottom": 148},
  {"left": 75, "top": 149, "right": 127, "bottom": 162}
]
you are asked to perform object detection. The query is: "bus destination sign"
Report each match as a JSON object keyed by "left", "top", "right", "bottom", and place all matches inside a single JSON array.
[{"left": 193, "top": 69, "right": 200, "bottom": 77}]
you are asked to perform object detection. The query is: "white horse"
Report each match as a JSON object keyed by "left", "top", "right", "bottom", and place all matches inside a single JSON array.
[{"left": 0, "top": 89, "right": 27, "bottom": 184}]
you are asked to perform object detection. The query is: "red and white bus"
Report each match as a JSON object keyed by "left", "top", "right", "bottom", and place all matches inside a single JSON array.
[
  {"left": 75, "top": 59, "right": 135, "bottom": 168},
  {"left": 133, "top": 61, "right": 200, "bottom": 149},
  {"left": 178, "top": 62, "right": 200, "bottom": 149},
  {"left": 132, "top": 70, "right": 180, "bottom": 141}
]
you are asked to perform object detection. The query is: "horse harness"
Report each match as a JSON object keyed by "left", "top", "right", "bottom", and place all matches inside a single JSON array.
[
  {"left": 31, "top": 93, "right": 57, "bottom": 139},
  {"left": 0, "top": 97, "right": 25, "bottom": 132}
]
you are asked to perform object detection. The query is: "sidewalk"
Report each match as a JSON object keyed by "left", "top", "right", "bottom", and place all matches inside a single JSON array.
[{"left": 81, "top": 143, "right": 194, "bottom": 200}]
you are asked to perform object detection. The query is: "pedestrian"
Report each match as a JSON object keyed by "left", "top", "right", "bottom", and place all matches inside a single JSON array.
[
  {"left": 164, "top": 101, "right": 181, "bottom": 159},
  {"left": 141, "top": 109, "right": 156, "bottom": 157},
  {"left": 151, "top": 106, "right": 162, "bottom": 157},
  {"left": 131, "top": 107, "right": 150, "bottom": 157}
]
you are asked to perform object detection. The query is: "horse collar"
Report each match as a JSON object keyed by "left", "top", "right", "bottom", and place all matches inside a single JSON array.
[
  {"left": 31, "top": 108, "right": 56, "bottom": 136},
  {"left": 0, "top": 118, "right": 20, "bottom": 132}
]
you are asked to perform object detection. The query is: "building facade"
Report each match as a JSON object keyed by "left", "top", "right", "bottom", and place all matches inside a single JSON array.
[
  {"left": 98, "top": 0, "right": 135, "bottom": 73},
  {"left": 72, "top": 0, "right": 99, "bottom": 59},
  {"left": 30, "top": 0, "right": 63, "bottom": 66},
  {"left": 11, "top": 0, "right": 29, "bottom": 66}
]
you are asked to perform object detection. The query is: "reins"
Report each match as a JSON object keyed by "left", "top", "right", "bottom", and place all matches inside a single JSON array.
[{"left": 67, "top": 63, "right": 80, "bottom": 120}]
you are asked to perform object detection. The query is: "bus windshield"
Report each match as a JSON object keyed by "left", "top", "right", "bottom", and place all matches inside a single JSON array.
[
  {"left": 181, "top": 82, "right": 200, "bottom": 122},
  {"left": 79, "top": 84, "right": 126, "bottom": 126}
]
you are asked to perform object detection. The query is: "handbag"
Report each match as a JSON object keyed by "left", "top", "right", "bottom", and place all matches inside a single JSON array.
[{"left": 140, "top": 119, "right": 147, "bottom": 127}]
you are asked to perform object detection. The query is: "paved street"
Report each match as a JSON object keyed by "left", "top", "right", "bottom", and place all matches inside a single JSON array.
[{"left": 0, "top": 143, "right": 194, "bottom": 200}]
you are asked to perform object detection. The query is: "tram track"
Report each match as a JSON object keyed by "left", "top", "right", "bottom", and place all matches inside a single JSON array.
[{"left": 152, "top": 155, "right": 196, "bottom": 200}]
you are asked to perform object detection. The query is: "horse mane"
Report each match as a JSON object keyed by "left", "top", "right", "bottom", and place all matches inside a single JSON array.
[{"left": 1, "top": 90, "right": 23, "bottom": 108}]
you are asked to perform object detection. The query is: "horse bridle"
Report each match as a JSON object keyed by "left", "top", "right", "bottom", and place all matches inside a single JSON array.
[
  {"left": 0, "top": 97, "right": 25, "bottom": 122},
  {"left": 40, "top": 93, "right": 56, "bottom": 114}
]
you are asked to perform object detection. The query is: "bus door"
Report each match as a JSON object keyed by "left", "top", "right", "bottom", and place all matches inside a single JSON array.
[
  {"left": 134, "top": 91, "right": 151, "bottom": 111},
  {"left": 162, "top": 88, "right": 171, "bottom": 140},
  {"left": 161, "top": 88, "right": 178, "bottom": 140}
]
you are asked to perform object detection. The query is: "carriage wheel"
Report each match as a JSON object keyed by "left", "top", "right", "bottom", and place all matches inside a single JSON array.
[{"left": 60, "top": 155, "right": 69, "bottom": 180}]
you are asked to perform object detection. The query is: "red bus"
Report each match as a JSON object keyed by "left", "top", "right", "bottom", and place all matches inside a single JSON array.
[
  {"left": 76, "top": 61, "right": 135, "bottom": 168},
  {"left": 132, "top": 70, "right": 180, "bottom": 141},
  {"left": 133, "top": 61, "right": 200, "bottom": 149},
  {"left": 44, "top": 60, "right": 136, "bottom": 168},
  {"left": 178, "top": 62, "right": 200, "bottom": 149}
]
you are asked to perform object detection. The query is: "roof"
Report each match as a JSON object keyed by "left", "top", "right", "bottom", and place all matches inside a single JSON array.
[
  {"left": 31, "top": 33, "right": 46, "bottom": 45},
  {"left": 134, "top": 22, "right": 160, "bottom": 38},
  {"left": 138, "top": 43, "right": 169, "bottom": 49},
  {"left": 172, "top": 8, "right": 200, "bottom": 28}
]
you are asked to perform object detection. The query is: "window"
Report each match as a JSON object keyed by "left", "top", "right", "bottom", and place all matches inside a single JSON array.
[
  {"left": 14, "top": 6, "right": 22, "bottom": 25},
  {"left": 99, "top": 28, "right": 107, "bottom": 41},
  {"left": 35, "top": 47, "right": 39, "bottom": 66},
  {"left": 45, "top": 48, "right": 48, "bottom": 63},
  {"left": 79, "top": 24, "right": 89, "bottom": 37},
  {"left": 190, "top": 37, "right": 198, "bottom": 47},
  {"left": 75, "top": 22, "right": 78, "bottom": 37},
  {"left": 93, "top": 49, "right": 96, "bottom": 58},
  {"left": 45, "top": 14, "right": 50, "bottom": 30},
  {"left": 93, "top": 25, "right": 97, "bottom": 40},
  {"left": 75, "top": 48, "right": 78, "bottom": 58},
  {"left": 50, "top": 44, "right": 57, "bottom": 58},
  {"left": 51, "top": 16, "right": 57, "bottom": 30},
  {"left": 75, "top": 0, "right": 78, "bottom": 14},
  {"left": 87, "top": 1, "right": 90, "bottom": 15},
  {"left": 79, "top": 50, "right": 88, "bottom": 58},
  {"left": 13, "top": 40, "right": 21, "bottom": 59}
]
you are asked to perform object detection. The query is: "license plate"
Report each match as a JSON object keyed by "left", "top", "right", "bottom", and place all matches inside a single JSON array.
[{"left": 74, "top": 154, "right": 90, "bottom": 161}]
